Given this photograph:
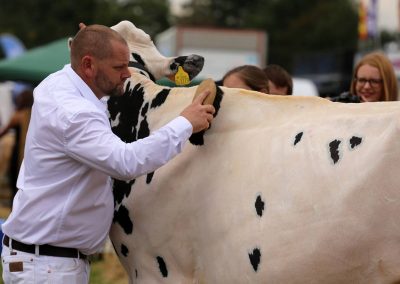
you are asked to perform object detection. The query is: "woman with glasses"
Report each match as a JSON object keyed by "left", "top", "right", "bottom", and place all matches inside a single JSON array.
[{"left": 350, "top": 51, "right": 398, "bottom": 102}]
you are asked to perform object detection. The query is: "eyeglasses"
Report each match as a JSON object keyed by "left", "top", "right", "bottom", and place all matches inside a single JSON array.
[{"left": 355, "top": 77, "right": 383, "bottom": 88}]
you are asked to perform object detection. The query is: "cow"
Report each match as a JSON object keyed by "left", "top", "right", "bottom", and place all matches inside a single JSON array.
[
  {"left": 108, "top": 21, "right": 400, "bottom": 283},
  {"left": 68, "top": 21, "right": 204, "bottom": 85}
]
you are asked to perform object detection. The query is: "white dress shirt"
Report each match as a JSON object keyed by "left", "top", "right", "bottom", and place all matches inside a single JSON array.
[{"left": 2, "top": 64, "right": 192, "bottom": 255}]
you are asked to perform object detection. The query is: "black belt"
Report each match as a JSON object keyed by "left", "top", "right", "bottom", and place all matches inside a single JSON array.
[{"left": 3, "top": 235, "right": 87, "bottom": 260}]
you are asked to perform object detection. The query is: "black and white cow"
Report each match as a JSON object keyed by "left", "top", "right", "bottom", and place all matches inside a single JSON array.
[
  {"left": 109, "top": 21, "right": 400, "bottom": 284},
  {"left": 111, "top": 21, "right": 204, "bottom": 83}
]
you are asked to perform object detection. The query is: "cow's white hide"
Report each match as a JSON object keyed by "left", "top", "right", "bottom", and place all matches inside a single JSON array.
[
  {"left": 111, "top": 21, "right": 204, "bottom": 81},
  {"left": 110, "top": 72, "right": 400, "bottom": 283}
]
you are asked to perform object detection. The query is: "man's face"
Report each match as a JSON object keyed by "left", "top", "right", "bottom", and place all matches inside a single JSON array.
[{"left": 94, "top": 40, "right": 131, "bottom": 97}]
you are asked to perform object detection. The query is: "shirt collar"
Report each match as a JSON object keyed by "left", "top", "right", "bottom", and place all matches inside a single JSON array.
[{"left": 63, "top": 64, "right": 107, "bottom": 113}]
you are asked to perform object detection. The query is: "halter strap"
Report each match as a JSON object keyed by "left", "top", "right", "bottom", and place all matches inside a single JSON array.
[{"left": 128, "top": 61, "right": 156, "bottom": 82}]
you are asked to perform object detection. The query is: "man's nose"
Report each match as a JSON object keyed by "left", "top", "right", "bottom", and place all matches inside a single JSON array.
[{"left": 122, "top": 68, "right": 131, "bottom": 80}]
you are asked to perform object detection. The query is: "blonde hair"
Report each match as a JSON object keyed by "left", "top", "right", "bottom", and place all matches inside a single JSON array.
[{"left": 350, "top": 52, "right": 398, "bottom": 101}]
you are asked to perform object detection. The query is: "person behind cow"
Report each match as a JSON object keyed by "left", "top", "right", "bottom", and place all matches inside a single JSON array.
[
  {"left": 0, "top": 89, "right": 33, "bottom": 207},
  {"left": 346, "top": 51, "right": 397, "bottom": 102},
  {"left": 222, "top": 65, "right": 269, "bottom": 93},
  {"left": 263, "top": 64, "right": 293, "bottom": 95},
  {"left": 1, "top": 24, "right": 215, "bottom": 284}
]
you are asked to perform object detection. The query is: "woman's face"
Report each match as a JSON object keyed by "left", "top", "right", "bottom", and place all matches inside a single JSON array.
[
  {"left": 223, "top": 73, "right": 252, "bottom": 90},
  {"left": 355, "top": 64, "right": 383, "bottom": 102}
]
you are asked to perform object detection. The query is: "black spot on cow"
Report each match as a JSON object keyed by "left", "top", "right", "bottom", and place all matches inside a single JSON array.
[
  {"left": 156, "top": 256, "right": 168, "bottom": 277},
  {"left": 189, "top": 85, "right": 224, "bottom": 145},
  {"left": 169, "top": 62, "right": 178, "bottom": 71},
  {"left": 141, "top": 102, "right": 149, "bottom": 117},
  {"left": 329, "top": 139, "right": 341, "bottom": 164},
  {"left": 113, "top": 179, "right": 134, "bottom": 205},
  {"left": 255, "top": 195, "right": 265, "bottom": 217},
  {"left": 108, "top": 82, "right": 145, "bottom": 143},
  {"left": 132, "top": 53, "right": 146, "bottom": 66},
  {"left": 113, "top": 205, "right": 133, "bottom": 234},
  {"left": 151, "top": 89, "right": 170, "bottom": 109},
  {"left": 109, "top": 82, "right": 149, "bottom": 209},
  {"left": 294, "top": 132, "right": 303, "bottom": 146},
  {"left": 138, "top": 118, "right": 150, "bottom": 140},
  {"left": 173, "top": 55, "right": 188, "bottom": 66},
  {"left": 188, "top": 131, "right": 205, "bottom": 146},
  {"left": 249, "top": 248, "right": 261, "bottom": 272},
  {"left": 349, "top": 136, "right": 362, "bottom": 149},
  {"left": 109, "top": 79, "right": 160, "bottom": 203},
  {"left": 131, "top": 53, "right": 156, "bottom": 81},
  {"left": 121, "top": 243, "right": 129, "bottom": 257},
  {"left": 135, "top": 269, "right": 138, "bottom": 278},
  {"left": 137, "top": 102, "right": 150, "bottom": 140},
  {"left": 146, "top": 172, "right": 154, "bottom": 184}
]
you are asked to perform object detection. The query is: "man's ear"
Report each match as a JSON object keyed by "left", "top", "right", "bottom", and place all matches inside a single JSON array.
[
  {"left": 81, "top": 55, "right": 95, "bottom": 78},
  {"left": 68, "top": 38, "right": 73, "bottom": 50}
]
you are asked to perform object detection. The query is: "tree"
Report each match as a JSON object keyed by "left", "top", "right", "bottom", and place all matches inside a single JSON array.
[
  {"left": 0, "top": 0, "right": 170, "bottom": 49},
  {"left": 175, "top": 0, "right": 359, "bottom": 71}
]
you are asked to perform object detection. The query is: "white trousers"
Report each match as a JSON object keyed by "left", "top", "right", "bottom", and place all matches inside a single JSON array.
[{"left": 1, "top": 245, "right": 90, "bottom": 284}]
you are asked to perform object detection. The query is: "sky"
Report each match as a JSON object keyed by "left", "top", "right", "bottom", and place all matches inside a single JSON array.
[
  {"left": 168, "top": 0, "right": 187, "bottom": 15},
  {"left": 377, "top": 0, "right": 398, "bottom": 31},
  {"left": 169, "top": 0, "right": 399, "bottom": 32}
]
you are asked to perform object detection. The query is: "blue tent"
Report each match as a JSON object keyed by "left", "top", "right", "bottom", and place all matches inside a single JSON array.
[{"left": 0, "top": 34, "right": 26, "bottom": 59}]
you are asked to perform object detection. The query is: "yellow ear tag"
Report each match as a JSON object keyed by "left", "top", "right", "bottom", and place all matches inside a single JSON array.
[{"left": 175, "top": 66, "right": 190, "bottom": 86}]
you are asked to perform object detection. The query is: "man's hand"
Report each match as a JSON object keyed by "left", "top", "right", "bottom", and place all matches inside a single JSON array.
[{"left": 180, "top": 91, "right": 215, "bottom": 133}]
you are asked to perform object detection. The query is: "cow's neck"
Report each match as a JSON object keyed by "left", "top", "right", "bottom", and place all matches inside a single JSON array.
[{"left": 128, "top": 60, "right": 156, "bottom": 82}]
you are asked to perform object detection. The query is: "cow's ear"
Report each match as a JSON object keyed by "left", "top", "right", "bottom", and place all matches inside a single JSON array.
[{"left": 79, "top": 23, "right": 87, "bottom": 30}]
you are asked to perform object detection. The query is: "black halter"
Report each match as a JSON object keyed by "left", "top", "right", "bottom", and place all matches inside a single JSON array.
[{"left": 128, "top": 61, "right": 156, "bottom": 82}]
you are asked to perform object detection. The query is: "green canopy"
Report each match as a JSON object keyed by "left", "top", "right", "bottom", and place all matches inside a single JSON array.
[
  {"left": 0, "top": 37, "right": 203, "bottom": 87},
  {"left": 0, "top": 37, "right": 70, "bottom": 84}
]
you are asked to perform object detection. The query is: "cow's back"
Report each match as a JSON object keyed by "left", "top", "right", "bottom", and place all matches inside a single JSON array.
[{"left": 111, "top": 75, "right": 400, "bottom": 283}]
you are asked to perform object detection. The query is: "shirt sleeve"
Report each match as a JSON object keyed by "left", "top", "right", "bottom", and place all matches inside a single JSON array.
[{"left": 65, "top": 110, "right": 193, "bottom": 181}]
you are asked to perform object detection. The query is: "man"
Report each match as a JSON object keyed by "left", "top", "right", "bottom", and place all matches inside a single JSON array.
[{"left": 1, "top": 24, "right": 214, "bottom": 283}]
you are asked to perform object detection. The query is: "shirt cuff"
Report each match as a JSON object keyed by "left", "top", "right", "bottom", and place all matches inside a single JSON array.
[{"left": 167, "top": 116, "right": 193, "bottom": 140}]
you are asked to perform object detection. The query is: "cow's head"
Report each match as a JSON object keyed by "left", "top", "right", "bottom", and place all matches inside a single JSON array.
[{"left": 111, "top": 20, "right": 204, "bottom": 82}]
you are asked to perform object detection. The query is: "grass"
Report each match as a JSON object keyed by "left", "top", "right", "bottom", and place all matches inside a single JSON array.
[{"left": 90, "top": 252, "right": 128, "bottom": 284}]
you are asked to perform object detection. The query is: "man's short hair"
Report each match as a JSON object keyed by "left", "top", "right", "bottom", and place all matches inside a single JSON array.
[{"left": 70, "top": 24, "right": 127, "bottom": 68}]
